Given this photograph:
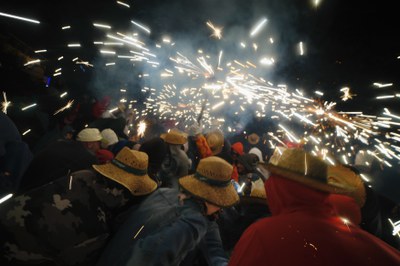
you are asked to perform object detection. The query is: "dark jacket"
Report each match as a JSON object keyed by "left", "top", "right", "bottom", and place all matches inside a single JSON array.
[
  {"left": 97, "top": 188, "right": 228, "bottom": 266},
  {"left": 0, "top": 169, "right": 138, "bottom": 266}
]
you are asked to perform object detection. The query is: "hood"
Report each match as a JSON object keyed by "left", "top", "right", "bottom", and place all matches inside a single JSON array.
[{"left": 265, "top": 174, "right": 333, "bottom": 216}]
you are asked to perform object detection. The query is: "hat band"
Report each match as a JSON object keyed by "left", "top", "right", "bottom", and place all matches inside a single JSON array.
[
  {"left": 194, "top": 173, "right": 231, "bottom": 187},
  {"left": 111, "top": 159, "right": 147, "bottom": 176}
]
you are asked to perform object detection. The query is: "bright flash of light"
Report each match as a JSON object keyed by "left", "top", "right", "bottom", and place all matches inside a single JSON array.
[
  {"left": 0, "top": 11, "right": 40, "bottom": 24},
  {"left": 206, "top": 21, "right": 223, "bottom": 39},
  {"left": 54, "top": 100, "right": 74, "bottom": 115},
  {"left": 137, "top": 120, "right": 147, "bottom": 138}
]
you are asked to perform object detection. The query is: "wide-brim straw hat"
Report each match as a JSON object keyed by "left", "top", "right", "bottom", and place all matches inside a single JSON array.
[
  {"left": 92, "top": 147, "right": 157, "bottom": 195},
  {"left": 160, "top": 128, "right": 188, "bottom": 145},
  {"left": 247, "top": 133, "right": 260, "bottom": 145},
  {"left": 179, "top": 156, "right": 239, "bottom": 207},
  {"left": 206, "top": 130, "right": 224, "bottom": 155},
  {"left": 267, "top": 147, "right": 355, "bottom": 194}
]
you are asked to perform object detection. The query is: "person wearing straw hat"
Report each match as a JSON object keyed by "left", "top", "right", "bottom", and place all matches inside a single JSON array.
[
  {"left": 0, "top": 147, "right": 158, "bottom": 265},
  {"left": 96, "top": 156, "right": 240, "bottom": 266},
  {"left": 229, "top": 147, "right": 400, "bottom": 266},
  {"left": 158, "top": 128, "right": 191, "bottom": 189}
]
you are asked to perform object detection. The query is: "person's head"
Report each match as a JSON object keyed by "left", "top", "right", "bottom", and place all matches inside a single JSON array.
[
  {"left": 178, "top": 156, "right": 239, "bottom": 215},
  {"left": 76, "top": 128, "right": 102, "bottom": 153},
  {"left": 249, "top": 147, "right": 264, "bottom": 163},
  {"left": 92, "top": 147, "right": 158, "bottom": 195},
  {"left": 237, "top": 153, "right": 259, "bottom": 174},
  {"left": 231, "top": 142, "right": 244, "bottom": 160},
  {"left": 205, "top": 130, "right": 224, "bottom": 155},
  {"left": 101, "top": 128, "right": 119, "bottom": 149},
  {"left": 62, "top": 125, "right": 75, "bottom": 140},
  {"left": 247, "top": 133, "right": 260, "bottom": 146}
]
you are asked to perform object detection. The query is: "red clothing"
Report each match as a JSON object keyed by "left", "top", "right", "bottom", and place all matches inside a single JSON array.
[{"left": 229, "top": 175, "right": 400, "bottom": 266}]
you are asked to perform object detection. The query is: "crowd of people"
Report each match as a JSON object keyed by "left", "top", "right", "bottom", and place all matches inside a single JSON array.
[{"left": 1, "top": 99, "right": 400, "bottom": 265}]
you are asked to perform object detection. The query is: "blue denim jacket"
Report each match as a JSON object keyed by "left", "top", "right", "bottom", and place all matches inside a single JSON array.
[{"left": 97, "top": 188, "right": 228, "bottom": 266}]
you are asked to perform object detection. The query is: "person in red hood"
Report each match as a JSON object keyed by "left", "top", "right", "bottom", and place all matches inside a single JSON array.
[{"left": 229, "top": 147, "right": 400, "bottom": 266}]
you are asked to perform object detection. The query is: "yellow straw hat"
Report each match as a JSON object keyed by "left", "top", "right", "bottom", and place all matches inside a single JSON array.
[
  {"left": 267, "top": 147, "right": 355, "bottom": 194},
  {"left": 179, "top": 156, "right": 239, "bottom": 207},
  {"left": 160, "top": 128, "right": 188, "bottom": 145},
  {"left": 92, "top": 147, "right": 157, "bottom": 196},
  {"left": 205, "top": 130, "right": 224, "bottom": 155}
]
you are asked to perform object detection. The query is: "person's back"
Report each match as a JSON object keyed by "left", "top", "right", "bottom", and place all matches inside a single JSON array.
[{"left": 229, "top": 147, "right": 400, "bottom": 266}]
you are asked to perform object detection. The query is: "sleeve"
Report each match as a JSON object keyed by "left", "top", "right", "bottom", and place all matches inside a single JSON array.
[
  {"left": 126, "top": 209, "right": 209, "bottom": 266},
  {"left": 195, "top": 134, "right": 213, "bottom": 158},
  {"left": 228, "top": 224, "right": 265, "bottom": 266},
  {"left": 200, "top": 221, "right": 229, "bottom": 266}
]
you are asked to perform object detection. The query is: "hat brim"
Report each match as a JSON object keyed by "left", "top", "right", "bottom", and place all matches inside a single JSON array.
[
  {"left": 92, "top": 163, "right": 157, "bottom": 196},
  {"left": 178, "top": 175, "right": 239, "bottom": 208},
  {"left": 267, "top": 164, "right": 355, "bottom": 194}
]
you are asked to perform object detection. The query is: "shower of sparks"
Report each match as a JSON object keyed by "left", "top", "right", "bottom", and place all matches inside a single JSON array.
[
  {"left": 54, "top": 100, "right": 74, "bottom": 115},
  {"left": 206, "top": 21, "right": 223, "bottom": 39},
  {"left": 137, "top": 120, "right": 147, "bottom": 138},
  {"left": 2, "top": 91, "right": 11, "bottom": 114},
  {"left": 0, "top": 11, "right": 40, "bottom": 24},
  {"left": 3, "top": 2, "right": 400, "bottom": 182},
  {"left": 250, "top": 17, "right": 268, "bottom": 37}
]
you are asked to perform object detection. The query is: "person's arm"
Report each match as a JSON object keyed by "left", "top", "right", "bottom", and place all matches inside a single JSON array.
[
  {"left": 126, "top": 206, "right": 209, "bottom": 266},
  {"left": 200, "top": 221, "right": 229, "bottom": 266}
]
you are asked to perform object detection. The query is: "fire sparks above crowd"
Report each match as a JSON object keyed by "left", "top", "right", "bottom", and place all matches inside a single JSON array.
[{"left": 1, "top": 1, "right": 400, "bottom": 175}]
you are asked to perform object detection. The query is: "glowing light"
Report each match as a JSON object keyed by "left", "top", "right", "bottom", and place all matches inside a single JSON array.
[
  {"left": 299, "top": 42, "right": 304, "bottom": 55},
  {"left": 61, "top": 25, "right": 71, "bottom": 30},
  {"left": 22, "top": 129, "right": 31, "bottom": 135},
  {"left": 116, "top": 1, "right": 130, "bottom": 8},
  {"left": 24, "top": 59, "right": 40, "bottom": 66},
  {"left": 206, "top": 21, "right": 223, "bottom": 39},
  {"left": 54, "top": 100, "right": 74, "bottom": 115},
  {"left": 67, "top": 43, "right": 81, "bottom": 47},
  {"left": 137, "top": 120, "right": 147, "bottom": 138},
  {"left": 388, "top": 218, "right": 400, "bottom": 237},
  {"left": 131, "top": 20, "right": 151, "bottom": 34},
  {"left": 34, "top": 49, "right": 47, "bottom": 53},
  {"left": 2, "top": 91, "right": 11, "bottom": 114},
  {"left": 93, "top": 23, "right": 111, "bottom": 29},
  {"left": 21, "top": 103, "right": 37, "bottom": 111}
]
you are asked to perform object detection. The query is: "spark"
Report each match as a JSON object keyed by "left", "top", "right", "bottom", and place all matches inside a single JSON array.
[
  {"left": 250, "top": 17, "right": 268, "bottom": 37},
  {"left": 67, "top": 43, "right": 81, "bottom": 47},
  {"left": 299, "top": 42, "right": 304, "bottom": 55},
  {"left": 376, "top": 95, "right": 395, "bottom": 99},
  {"left": 22, "top": 129, "right": 31, "bottom": 135},
  {"left": 93, "top": 23, "right": 112, "bottom": 29},
  {"left": 24, "top": 59, "right": 40, "bottom": 66},
  {"left": 61, "top": 25, "right": 71, "bottom": 30},
  {"left": 34, "top": 49, "right": 47, "bottom": 53},
  {"left": 206, "top": 21, "right": 223, "bottom": 39},
  {"left": 0, "top": 11, "right": 40, "bottom": 24},
  {"left": 58, "top": 56, "right": 64, "bottom": 60},
  {"left": 21, "top": 103, "right": 37, "bottom": 111},
  {"left": 54, "top": 100, "right": 74, "bottom": 115},
  {"left": 0, "top": 193, "right": 13, "bottom": 204},
  {"left": 60, "top": 92, "right": 68, "bottom": 98},
  {"left": 373, "top": 82, "right": 393, "bottom": 88},
  {"left": 388, "top": 218, "right": 400, "bottom": 237},
  {"left": 131, "top": 20, "right": 151, "bottom": 34},
  {"left": 2, "top": 91, "right": 11, "bottom": 114},
  {"left": 116, "top": 1, "right": 130, "bottom": 8}
]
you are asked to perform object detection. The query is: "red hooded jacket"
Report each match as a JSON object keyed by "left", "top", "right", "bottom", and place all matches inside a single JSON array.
[{"left": 229, "top": 175, "right": 400, "bottom": 266}]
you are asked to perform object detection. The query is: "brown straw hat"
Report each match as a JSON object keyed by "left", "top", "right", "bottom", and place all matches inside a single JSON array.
[
  {"left": 328, "top": 164, "right": 366, "bottom": 207},
  {"left": 267, "top": 147, "right": 355, "bottom": 194},
  {"left": 179, "top": 156, "right": 239, "bottom": 207},
  {"left": 247, "top": 133, "right": 260, "bottom": 145},
  {"left": 160, "top": 128, "right": 188, "bottom": 145},
  {"left": 92, "top": 147, "right": 157, "bottom": 195},
  {"left": 206, "top": 130, "right": 224, "bottom": 155}
]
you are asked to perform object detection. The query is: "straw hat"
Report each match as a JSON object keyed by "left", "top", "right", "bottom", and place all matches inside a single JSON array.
[
  {"left": 247, "top": 133, "right": 260, "bottom": 145},
  {"left": 328, "top": 164, "right": 366, "bottom": 207},
  {"left": 92, "top": 147, "right": 157, "bottom": 195},
  {"left": 160, "top": 128, "right": 188, "bottom": 145},
  {"left": 179, "top": 156, "right": 239, "bottom": 207},
  {"left": 206, "top": 130, "right": 224, "bottom": 155},
  {"left": 76, "top": 128, "right": 102, "bottom": 142},
  {"left": 267, "top": 147, "right": 355, "bottom": 194}
]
